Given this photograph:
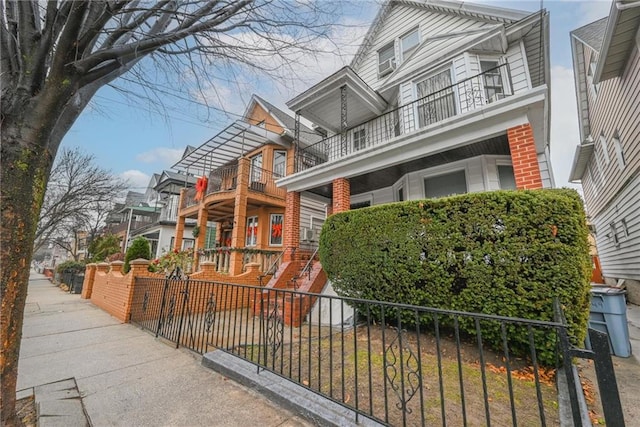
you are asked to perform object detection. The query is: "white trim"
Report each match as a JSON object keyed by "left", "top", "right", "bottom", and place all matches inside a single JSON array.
[
  {"left": 519, "top": 40, "right": 533, "bottom": 90},
  {"left": 399, "top": 26, "right": 421, "bottom": 64},
  {"left": 392, "top": 176, "right": 408, "bottom": 202}
]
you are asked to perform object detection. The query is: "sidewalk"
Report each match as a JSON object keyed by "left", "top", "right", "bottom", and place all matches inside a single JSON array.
[{"left": 18, "top": 272, "right": 310, "bottom": 426}]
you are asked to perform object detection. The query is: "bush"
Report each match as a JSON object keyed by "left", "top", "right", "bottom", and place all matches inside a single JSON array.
[
  {"left": 55, "top": 260, "right": 85, "bottom": 274},
  {"left": 124, "top": 237, "right": 151, "bottom": 273},
  {"left": 319, "top": 189, "right": 591, "bottom": 365}
]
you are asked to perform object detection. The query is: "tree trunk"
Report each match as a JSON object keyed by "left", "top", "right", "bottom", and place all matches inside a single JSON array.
[{"left": 0, "top": 120, "right": 53, "bottom": 426}]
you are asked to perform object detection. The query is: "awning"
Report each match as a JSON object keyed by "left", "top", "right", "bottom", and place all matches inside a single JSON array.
[
  {"left": 286, "top": 66, "right": 388, "bottom": 133},
  {"left": 118, "top": 205, "right": 161, "bottom": 216},
  {"left": 172, "top": 120, "right": 286, "bottom": 173},
  {"left": 569, "top": 142, "right": 595, "bottom": 182}
]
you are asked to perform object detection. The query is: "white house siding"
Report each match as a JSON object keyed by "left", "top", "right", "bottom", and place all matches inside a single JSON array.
[
  {"left": 353, "top": 4, "right": 495, "bottom": 90},
  {"left": 505, "top": 41, "right": 532, "bottom": 94},
  {"left": 593, "top": 173, "right": 640, "bottom": 282},
  {"left": 301, "top": 193, "right": 328, "bottom": 241},
  {"left": 537, "top": 150, "right": 554, "bottom": 188}
]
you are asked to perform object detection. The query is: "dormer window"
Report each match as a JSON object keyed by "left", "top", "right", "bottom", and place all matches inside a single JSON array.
[
  {"left": 400, "top": 28, "right": 420, "bottom": 61},
  {"left": 378, "top": 42, "right": 396, "bottom": 76}
]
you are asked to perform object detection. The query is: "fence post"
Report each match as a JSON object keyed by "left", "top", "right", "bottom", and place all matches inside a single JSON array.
[
  {"left": 589, "top": 328, "right": 625, "bottom": 427},
  {"left": 175, "top": 277, "right": 190, "bottom": 349},
  {"left": 554, "top": 298, "right": 583, "bottom": 427}
]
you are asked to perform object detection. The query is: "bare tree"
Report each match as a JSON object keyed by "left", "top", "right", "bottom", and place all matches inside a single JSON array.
[
  {"left": 0, "top": 1, "right": 340, "bottom": 423},
  {"left": 34, "top": 148, "right": 127, "bottom": 253}
]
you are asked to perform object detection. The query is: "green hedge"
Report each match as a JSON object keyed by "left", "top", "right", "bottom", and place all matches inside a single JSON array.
[
  {"left": 319, "top": 189, "right": 591, "bottom": 365},
  {"left": 55, "top": 260, "right": 85, "bottom": 274}
]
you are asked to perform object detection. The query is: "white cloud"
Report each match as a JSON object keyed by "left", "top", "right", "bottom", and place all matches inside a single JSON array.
[
  {"left": 549, "top": 65, "right": 582, "bottom": 191},
  {"left": 121, "top": 170, "right": 151, "bottom": 190},
  {"left": 135, "top": 147, "right": 183, "bottom": 166}
]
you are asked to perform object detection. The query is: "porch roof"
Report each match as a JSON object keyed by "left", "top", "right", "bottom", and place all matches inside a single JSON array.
[
  {"left": 172, "top": 120, "right": 285, "bottom": 174},
  {"left": 286, "top": 66, "right": 388, "bottom": 133}
]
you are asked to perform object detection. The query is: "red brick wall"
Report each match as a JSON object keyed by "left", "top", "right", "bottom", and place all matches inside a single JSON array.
[
  {"left": 332, "top": 178, "right": 350, "bottom": 213},
  {"left": 507, "top": 124, "right": 543, "bottom": 189},
  {"left": 283, "top": 191, "right": 300, "bottom": 261}
]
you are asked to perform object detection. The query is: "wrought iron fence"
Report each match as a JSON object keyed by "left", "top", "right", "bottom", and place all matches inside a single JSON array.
[
  {"left": 296, "top": 63, "right": 512, "bottom": 172},
  {"left": 207, "top": 163, "right": 238, "bottom": 195},
  {"left": 129, "top": 277, "right": 624, "bottom": 426}
]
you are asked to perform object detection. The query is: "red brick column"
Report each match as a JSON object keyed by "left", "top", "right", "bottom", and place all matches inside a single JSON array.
[
  {"left": 283, "top": 191, "right": 300, "bottom": 262},
  {"left": 332, "top": 178, "right": 350, "bottom": 213},
  {"left": 229, "top": 157, "right": 250, "bottom": 275},
  {"left": 81, "top": 264, "right": 96, "bottom": 299},
  {"left": 507, "top": 124, "right": 543, "bottom": 189}
]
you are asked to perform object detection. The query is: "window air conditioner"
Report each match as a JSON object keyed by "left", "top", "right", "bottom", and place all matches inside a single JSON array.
[
  {"left": 378, "top": 58, "right": 396, "bottom": 76},
  {"left": 488, "top": 93, "right": 506, "bottom": 103},
  {"left": 300, "top": 228, "right": 314, "bottom": 242}
]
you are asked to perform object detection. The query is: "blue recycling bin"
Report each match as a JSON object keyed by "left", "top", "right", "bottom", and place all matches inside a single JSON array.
[{"left": 588, "top": 286, "right": 631, "bottom": 357}]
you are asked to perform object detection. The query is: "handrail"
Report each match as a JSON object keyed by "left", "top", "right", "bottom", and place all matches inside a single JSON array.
[
  {"left": 258, "top": 246, "right": 295, "bottom": 286},
  {"left": 292, "top": 246, "right": 319, "bottom": 289}
]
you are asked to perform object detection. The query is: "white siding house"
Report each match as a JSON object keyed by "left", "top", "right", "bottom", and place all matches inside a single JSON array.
[
  {"left": 569, "top": 1, "right": 640, "bottom": 302},
  {"left": 280, "top": 0, "right": 552, "bottom": 207}
]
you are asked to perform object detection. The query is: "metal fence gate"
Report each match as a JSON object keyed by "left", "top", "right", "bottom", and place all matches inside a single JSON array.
[{"left": 129, "top": 276, "right": 625, "bottom": 427}]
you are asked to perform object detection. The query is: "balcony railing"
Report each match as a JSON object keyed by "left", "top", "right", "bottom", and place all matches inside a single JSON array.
[
  {"left": 248, "top": 167, "right": 286, "bottom": 199},
  {"left": 207, "top": 163, "right": 238, "bottom": 194},
  {"left": 296, "top": 63, "right": 513, "bottom": 172},
  {"left": 198, "top": 247, "right": 283, "bottom": 274}
]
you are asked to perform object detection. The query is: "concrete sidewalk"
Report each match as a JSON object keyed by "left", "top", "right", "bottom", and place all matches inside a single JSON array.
[{"left": 18, "top": 272, "right": 310, "bottom": 426}]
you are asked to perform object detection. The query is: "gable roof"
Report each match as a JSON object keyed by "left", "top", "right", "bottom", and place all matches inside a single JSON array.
[
  {"left": 572, "top": 17, "right": 608, "bottom": 53},
  {"left": 245, "top": 94, "right": 323, "bottom": 144},
  {"left": 351, "top": 0, "right": 528, "bottom": 70}
]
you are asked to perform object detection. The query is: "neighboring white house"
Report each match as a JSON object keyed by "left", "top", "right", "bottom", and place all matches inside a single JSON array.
[
  {"left": 569, "top": 0, "right": 640, "bottom": 302},
  {"left": 279, "top": 0, "right": 553, "bottom": 212},
  {"left": 127, "top": 171, "right": 199, "bottom": 258}
]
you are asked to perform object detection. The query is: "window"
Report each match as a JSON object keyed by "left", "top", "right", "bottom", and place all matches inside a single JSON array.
[
  {"left": 424, "top": 170, "right": 467, "bottom": 198},
  {"left": 416, "top": 68, "right": 455, "bottom": 127},
  {"left": 599, "top": 132, "right": 610, "bottom": 164},
  {"left": 587, "top": 56, "right": 600, "bottom": 96},
  {"left": 353, "top": 128, "right": 367, "bottom": 151},
  {"left": 400, "top": 28, "right": 419, "bottom": 61},
  {"left": 273, "top": 150, "right": 287, "bottom": 177},
  {"left": 246, "top": 216, "right": 258, "bottom": 246},
  {"left": 497, "top": 165, "right": 516, "bottom": 190},
  {"left": 397, "top": 186, "right": 404, "bottom": 202},
  {"left": 378, "top": 42, "right": 395, "bottom": 76},
  {"left": 613, "top": 132, "right": 626, "bottom": 169},
  {"left": 269, "top": 214, "right": 283, "bottom": 246},
  {"left": 250, "top": 153, "right": 263, "bottom": 183},
  {"left": 481, "top": 60, "right": 504, "bottom": 102},
  {"left": 610, "top": 222, "right": 619, "bottom": 247},
  {"left": 182, "top": 239, "right": 194, "bottom": 250},
  {"left": 350, "top": 201, "right": 371, "bottom": 210},
  {"left": 204, "top": 223, "right": 217, "bottom": 249}
]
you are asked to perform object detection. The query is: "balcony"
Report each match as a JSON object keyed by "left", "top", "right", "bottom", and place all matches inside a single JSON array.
[
  {"left": 296, "top": 64, "right": 513, "bottom": 172},
  {"left": 182, "top": 163, "right": 285, "bottom": 209}
]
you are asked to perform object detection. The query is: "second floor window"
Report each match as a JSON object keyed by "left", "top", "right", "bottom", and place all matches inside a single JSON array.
[
  {"left": 481, "top": 61, "right": 504, "bottom": 102},
  {"left": 273, "top": 150, "right": 286, "bottom": 177},
  {"left": 353, "top": 128, "right": 367, "bottom": 151},
  {"left": 416, "top": 69, "right": 455, "bottom": 127},
  {"left": 401, "top": 28, "right": 420, "bottom": 61},
  {"left": 378, "top": 42, "right": 395, "bottom": 76},
  {"left": 250, "top": 153, "right": 262, "bottom": 182}
]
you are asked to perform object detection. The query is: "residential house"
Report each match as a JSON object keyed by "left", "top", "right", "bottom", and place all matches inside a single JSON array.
[
  {"left": 569, "top": 0, "right": 640, "bottom": 302},
  {"left": 127, "top": 170, "right": 199, "bottom": 258},
  {"left": 278, "top": 1, "right": 552, "bottom": 271},
  {"left": 172, "top": 94, "right": 328, "bottom": 276}
]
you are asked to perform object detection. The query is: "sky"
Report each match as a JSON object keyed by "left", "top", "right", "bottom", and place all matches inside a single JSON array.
[{"left": 59, "top": 0, "right": 614, "bottom": 194}]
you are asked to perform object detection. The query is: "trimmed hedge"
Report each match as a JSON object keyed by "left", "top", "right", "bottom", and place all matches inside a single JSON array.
[
  {"left": 319, "top": 189, "right": 591, "bottom": 365},
  {"left": 55, "top": 260, "right": 85, "bottom": 274}
]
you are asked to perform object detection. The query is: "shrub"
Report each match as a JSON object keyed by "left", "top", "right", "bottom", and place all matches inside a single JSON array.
[
  {"left": 88, "top": 233, "right": 121, "bottom": 262},
  {"left": 124, "top": 237, "right": 151, "bottom": 273},
  {"left": 55, "top": 260, "right": 85, "bottom": 274},
  {"left": 319, "top": 189, "right": 591, "bottom": 365}
]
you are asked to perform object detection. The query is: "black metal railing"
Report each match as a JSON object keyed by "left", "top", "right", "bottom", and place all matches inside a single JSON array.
[
  {"left": 129, "top": 277, "right": 624, "bottom": 426},
  {"left": 296, "top": 63, "right": 512, "bottom": 172},
  {"left": 207, "top": 163, "right": 238, "bottom": 195}
]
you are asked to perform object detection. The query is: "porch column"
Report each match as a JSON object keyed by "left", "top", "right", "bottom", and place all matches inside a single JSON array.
[
  {"left": 283, "top": 191, "right": 300, "bottom": 262},
  {"left": 332, "top": 178, "right": 350, "bottom": 213},
  {"left": 194, "top": 206, "right": 208, "bottom": 270},
  {"left": 173, "top": 188, "right": 187, "bottom": 251},
  {"left": 340, "top": 85, "right": 348, "bottom": 156},
  {"left": 507, "top": 124, "right": 543, "bottom": 189},
  {"left": 229, "top": 157, "right": 250, "bottom": 275}
]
